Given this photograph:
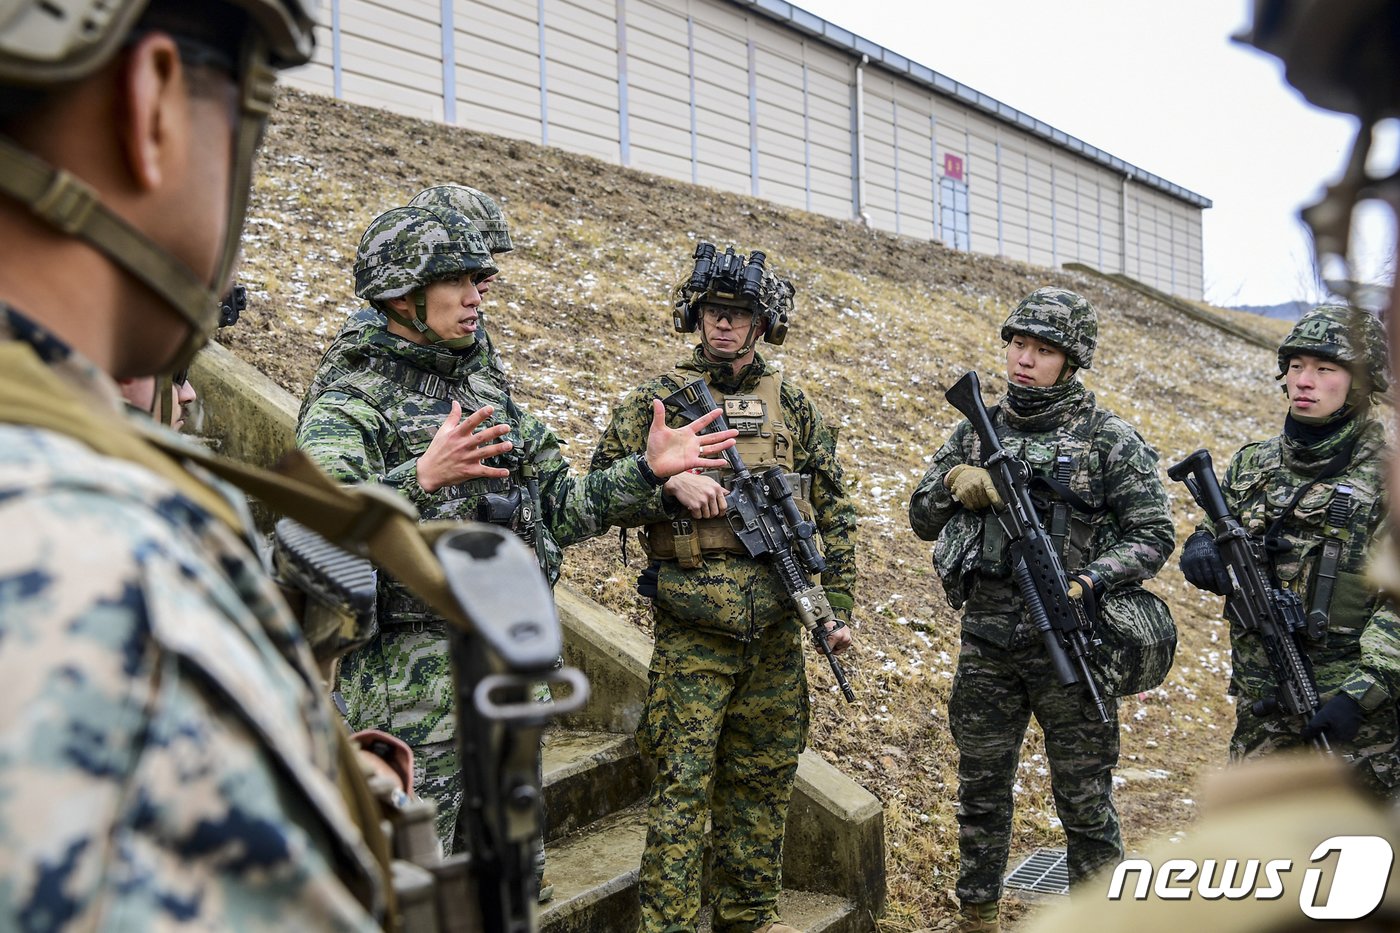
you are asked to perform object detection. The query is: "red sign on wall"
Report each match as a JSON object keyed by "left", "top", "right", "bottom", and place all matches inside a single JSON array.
[{"left": 943, "top": 153, "right": 965, "bottom": 181}]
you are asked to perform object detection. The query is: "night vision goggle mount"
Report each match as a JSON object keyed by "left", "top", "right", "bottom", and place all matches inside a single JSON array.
[{"left": 672, "top": 241, "right": 791, "bottom": 347}]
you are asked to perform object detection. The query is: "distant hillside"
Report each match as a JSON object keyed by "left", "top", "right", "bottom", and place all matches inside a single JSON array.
[
  {"left": 1230, "top": 299, "right": 1308, "bottom": 320},
  {"left": 232, "top": 86, "right": 1294, "bottom": 929}
]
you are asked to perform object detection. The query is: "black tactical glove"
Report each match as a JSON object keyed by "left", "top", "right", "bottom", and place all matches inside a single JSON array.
[
  {"left": 1180, "top": 530, "right": 1231, "bottom": 596},
  {"left": 1302, "top": 693, "right": 1364, "bottom": 744},
  {"left": 636, "top": 562, "right": 660, "bottom": 600}
]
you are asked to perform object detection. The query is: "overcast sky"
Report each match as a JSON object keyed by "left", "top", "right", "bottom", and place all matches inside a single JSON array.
[{"left": 792, "top": 0, "right": 1394, "bottom": 308}]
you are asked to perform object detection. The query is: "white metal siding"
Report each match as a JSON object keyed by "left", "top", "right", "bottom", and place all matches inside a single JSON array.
[
  {"left": 278, "top": 0, "right": 1207, "bottom": 300},
  {"left": 542, "top": 0, "right": 621, "bottom": 162}
]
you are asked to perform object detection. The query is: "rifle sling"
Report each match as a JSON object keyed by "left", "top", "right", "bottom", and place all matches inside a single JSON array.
[
  {"left": 1029, "top": 473, "right": 1105, "bottom": 516},
  {"left": 1261, "top": 442, "right": 1355, "bottom": 569}
]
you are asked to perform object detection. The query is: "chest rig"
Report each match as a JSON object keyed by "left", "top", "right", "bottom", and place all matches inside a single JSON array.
[
  {"left": 334, "top": 354, "right": 544, "bottom": 618},
  {"left": 973, "top": 406, "right": 1107, "bottom": 579},
  {"left": 642, "top": 369, "right": 813, "bottom": 568},
  {"left": 1244, "top": 447, "right": 1368, "bottom": 643}
]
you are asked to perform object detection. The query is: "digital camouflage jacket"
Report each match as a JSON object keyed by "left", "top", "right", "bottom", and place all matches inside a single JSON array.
[
  {"left": 590, "top": 348, "right": 856, "bottom": 640},
  {"left": 297, "top": 316, "right": 661, "bottom": 744},
  {"left": 909, "top": 383, "right": 1174, "bottom": 647},
  {"left": 1207, "top": 415, "right": 1400, "bottom": 712},
  {"left": 0, "top": 306, "right": 381, "bottom": 930},
  {"left": 298, "top": 306, "right": 509, "bottom": 421}
]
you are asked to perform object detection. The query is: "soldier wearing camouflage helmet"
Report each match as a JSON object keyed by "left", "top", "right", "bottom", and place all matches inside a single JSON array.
[
  {"left": 591, "top": 243, "right": 855, "bottom": 933},
  {"left": 1022, "top": 7, "right": 1400, "bottom": 929},
  {"left": 297, "top": 206, "right": 736, "bottom": 891},
  {"left": 301, "top": 184, "right": 517, "bottom": 416},
  {"left": 0, "top": 0, "right": 398, "bottom": 928},
  {"left": 1179, "top": 304, "right": 1400, "bottom": 794},
  {"left": 909, "top": 286, "right": 1175, "bottom": 931}
]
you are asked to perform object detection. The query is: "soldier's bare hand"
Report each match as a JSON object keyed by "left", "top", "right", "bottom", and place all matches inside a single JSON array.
[
  {"left": 643, "top": 399, "right": 739, "bottom": 478},
  {"left": 822, "top": 619, "right": 853, "bottom": 654},
  {"left": 665, "top": 471, "right": 728, "bottom": 518},
  {"left": 416, "top": 402, "right": 513, "bottom": 492}
]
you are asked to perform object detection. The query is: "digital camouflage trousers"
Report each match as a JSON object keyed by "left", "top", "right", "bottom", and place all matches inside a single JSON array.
[
  {"left": 636, "top": 609, "right": 809, "bottom": 933},
  {"left": 949, "top": 632, "right": 1122, "bottom": 905}
]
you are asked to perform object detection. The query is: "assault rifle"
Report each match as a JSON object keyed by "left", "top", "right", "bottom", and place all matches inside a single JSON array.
[
  {"left": 664, "top": 379, "right": 856, "bottom": 702},
  {"left": 275, "top": 519, "right": 587, "bottom": 932},
  {"left": 1168, "top": 449, "right": 1329, "bottom": 752},
  {"left": 944, "top": 371, "right": 1109, "bottom": 723}
]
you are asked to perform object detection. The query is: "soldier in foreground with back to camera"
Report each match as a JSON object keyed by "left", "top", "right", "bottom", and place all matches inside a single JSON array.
[
  {"left": 590, "top": 244, "right": 856, "bottom": 933},
  {"left": 1178, "top": 305, "right": 1400, "bottom": 795},
  {"left": 296, "top": 205, "right": 738, "bottom": 896},
  {"left": 0, "top": 0, "right": 400, "bottom": 928},
  {"left": 1025, "top": 3, "right": 1400, "bottom": 929},
  {"left": 909, "top": 288, "right": 1176, "bottom": 933}
]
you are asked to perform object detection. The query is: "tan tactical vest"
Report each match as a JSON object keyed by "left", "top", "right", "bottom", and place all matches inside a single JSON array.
[{"left": 642, "top": 368, "right": 814, "bottom": 567}]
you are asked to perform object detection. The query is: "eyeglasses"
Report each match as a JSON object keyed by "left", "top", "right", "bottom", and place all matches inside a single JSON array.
[{"left": 701, "top": 305, "right": 754, "bottom": 325}]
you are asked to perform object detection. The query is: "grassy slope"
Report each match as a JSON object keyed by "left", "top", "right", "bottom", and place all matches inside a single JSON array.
[{"left": 229, "top": 88, "right": 1297, "bottom": 928}]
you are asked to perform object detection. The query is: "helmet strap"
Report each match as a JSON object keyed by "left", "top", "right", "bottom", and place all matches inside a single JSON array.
[
  {"left": 0, "top": 35, "right": 278, "bottom": 375},
  {"left": 155, "top": 372, "right": 175, "bottom": 427},
  {"left": 383, "top": 289, "right": 476, "bottom": 351}
]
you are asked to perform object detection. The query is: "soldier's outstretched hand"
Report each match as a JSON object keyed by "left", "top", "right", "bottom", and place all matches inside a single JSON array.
[
  {"left": 416, "top": 402, "right": 514, "bottom": 492},
  {"left": 643, "top": 399, "right": 739, "bottom": 478}
]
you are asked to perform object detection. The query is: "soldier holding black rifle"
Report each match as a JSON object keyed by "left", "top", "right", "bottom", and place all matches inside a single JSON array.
[{"left": 910, "top": 287, "right": 1175, "bottom": 933}]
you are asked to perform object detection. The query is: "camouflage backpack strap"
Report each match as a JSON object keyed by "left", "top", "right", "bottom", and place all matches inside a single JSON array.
[
  {"left": 0, "top": 343, "right": 401, "bottom": 925},
  {"left": 1030, "top": 407, "right": 1110, "bottom": 518},
  {"left": 0, "top": 342, "right": 244, "bottom": 532}
]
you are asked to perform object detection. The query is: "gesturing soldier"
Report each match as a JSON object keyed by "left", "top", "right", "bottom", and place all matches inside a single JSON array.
[
  {"left": 296, "top": 205, "right": 736, "bottom": 894},
  {"left": 591, "top": 244, "right": 856, "bottom": 933},
  {"left": 1180, "top": 305, "right": 1400, "bottom": 794},
  {"left": 909, "top": 288, "right": 1174, "bottom": 932}
]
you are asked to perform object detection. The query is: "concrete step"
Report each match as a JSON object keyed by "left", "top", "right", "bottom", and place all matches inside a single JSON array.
[
  {"left": 539, "top": 801, "right": 866, "bottom": 933},
  {"left": 697, "top": 889, "right": 864, "bottom": 933},
  {"left": 540, "top": 804, "right": 647, "bottom": 933},
  {"left": 542, "top": 729, "right": 648, "bottom": 843}
]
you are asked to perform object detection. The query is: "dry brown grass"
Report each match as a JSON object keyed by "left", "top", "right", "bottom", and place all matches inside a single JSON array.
[{"left": 231, "top": 87, "right": 1292, "bottom": 929}]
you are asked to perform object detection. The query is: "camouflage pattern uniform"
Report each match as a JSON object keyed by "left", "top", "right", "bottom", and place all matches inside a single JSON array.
[
  {"left": 592, "top": 347, "right": 857, "bottom": 933},
  {"left": 299, "top": 207, "right": 662, "bottom": 849},
  {"left": 0, "top": 307, "right": 382, "bottom": 930},
  {"left": 1201, "top": 307, "right": 1400, "bottom": 795},
  {"left": 909, "top": 288, "right": 1174, "bottom": 909}
]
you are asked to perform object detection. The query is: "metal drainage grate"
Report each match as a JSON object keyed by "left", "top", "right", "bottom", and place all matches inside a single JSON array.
[{"left": 1004, "top": 847, "right": 1069, "bottom": 898}]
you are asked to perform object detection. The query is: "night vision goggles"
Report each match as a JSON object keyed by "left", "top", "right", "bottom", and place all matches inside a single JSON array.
[{"left": 672, "top": 241, "right": 792, "bottom": 349}]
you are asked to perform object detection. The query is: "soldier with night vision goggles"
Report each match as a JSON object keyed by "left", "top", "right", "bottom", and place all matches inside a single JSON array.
[
  {"left": 592, "top": 242, "right": 855, "bottom": 933},
  {"left": 296, "top": 205, "right": 738, "bottom": 880}
]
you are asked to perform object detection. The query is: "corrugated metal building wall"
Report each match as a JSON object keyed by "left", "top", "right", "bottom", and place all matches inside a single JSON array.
[{"left": 284, "top": 0, "right": 1210, "bottom": 299}]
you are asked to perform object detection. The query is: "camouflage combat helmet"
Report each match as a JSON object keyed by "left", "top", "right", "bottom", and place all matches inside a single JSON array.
[
  {"left": 354, "top": 205, "right": 496, "bottom": 350},
  {"left": 1277, "top": 304, "right": 1389, "bottom": 398},
  {"left": 999, "top": 287, "right": 1098, "bottom": 369},
  {"left": 0, "top": 0, "right": 318, "bottom": 372},
  {"left": 409, "top": 185, "right": 514, "bottom": 254},
  {"left": 672, "top": 242, "right": 795, "bottom": 359}
]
